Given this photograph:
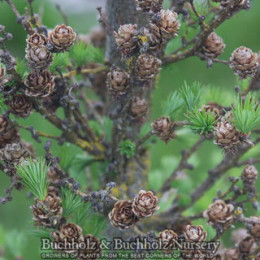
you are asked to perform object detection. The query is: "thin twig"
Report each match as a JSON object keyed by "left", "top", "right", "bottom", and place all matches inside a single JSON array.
[
  {"left": 55, "top": 4, "right": 69, "bottom": 25},
  {"left": 160, "top": 135, "right": 209, "bottom": 193}
]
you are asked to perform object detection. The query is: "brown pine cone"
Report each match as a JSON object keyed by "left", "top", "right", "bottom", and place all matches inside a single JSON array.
[
  {"left": 132, "top": 190, "right": 159, "bottom": 218},
  {"left": 49, "top": 24, "right": 77, "bottom": 51},
  {"left": 0, "top": 64, "right": 6, "bottom": 79},
  {"left": 31, "top": 192, "right": 63, "bottom": 228},
  {"left": 107, "top": 67, "right": 130, "bottom": 97},
  {"left": 150, "top": 9, "right": 180, "bottom": 41},
  {"left": 152, "top": 117, "right": 175, "bottom": 142},
  {"left": 88, "top": 26, "right": 106, "bottom": 48},
  {"left": 27, "top": 33, "right": 48, "bottom": 47},
  {"left": 24, "top": 70, "right": 55, "bottom": 98},
  {"left": 114, "top": 24, "right": 138, "bottom": 56},
  {"left": 108, "top": 200, "right": 139, "bottom": 229},
  {"left": 159, "top": 229, "right": 178, "bottom": 252},
  {"left": 238, "top": 236, "right": 255, "bottom": 255},
  {"left": 224, "top": 248, "right": 240, "bottom": 260},
  {"left": 136, "top": 54, "right": 161, "bottom": 81},
  {"left": 220, "top": 0, "right": 248, "bottom": 8},
  {"left": 131, "top": 97, "right": 148, "bottom": 119},
  {"left": 0, "top": 142, "right": 29, "bottom": 164},
  {"left": 202, "top": 32, "right": 226, "bottom": 58},
  {"left": 241, "top": 164, "right": 258, "bottom": 185},
  {"left": 84, "top": 63, "right": 107, "bottom": 102},
  {"left": 248, "top": 216, "right": 260, "bottom": 238},
  {"left": 136, "top": 0, "right": 163, "bottom": 13},
  {"left": 9, "top": 94, "right": 33, "bottom": 118},
  {"left": 183, "top": 225, "right": 207, "bottom": 242},
  {"left": 229, "top": 46, "right": 258, "bottom": 79},
  {"left": 214, "top": 121, "right": 240, "bottom": 152},
  {"left": 47, "top": 166, "right": 61, "bottom": 184},
  {"left": 203, "top": 199, "right": 234, "bottom": 226},
  {"left": 0, "top": 115, "right": 9, "bottom": 134},
  {"left": 138, "top": 27, "right": 162, "bottom": 53},
  {"left": 51, "top": 223, "right": 84, "bottom": 253},
  {"left": 0, "top": 115, "right": 20, "bottom": 148},
  {"left": 78, "top": 234, "right": 101, "bottom": 260},
  {"left": 25, "top": 33, "right": 53, "bottom": 69},
  {"left": 200, "top": 103, "right": 223, "bottom": 120},
  {"left": 231, "top": 228, "right": 249, "bottom": 246}
]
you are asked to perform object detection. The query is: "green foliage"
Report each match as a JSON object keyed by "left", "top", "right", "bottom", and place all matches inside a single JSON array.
[
  {"left": 29, "top": 228, "right": 52, "bottom": 239},
  {"left": 103, "top": 116, "right": 113, "bottom": 142},
  {"left": 165, "top": 37, "right": 182, "bottom": 56},
  {"left": 70, "top": 42, "right": 104, "bottom": 67},
  {"left": 118, "top": 139, "right": 136, "bottom": 158},
  {"left": 179, "top": 82, "right": 201, "bottom": 111},
  {"left": 139, "top": 123, "right": 152, "bottom": 139},
  {"left": 61, "top": 187, "right": 105, "bottom": 234},
  {"left": 236, "top": 78, "right": 251, "bottom": 92},
  {"left": 16, "top": 59, "right": 29, "bottom": 80},
  {"left": 49, "top": 52, "right": 70, "bottom": 72},
  {"left": 54, "top": 143, "right": 81, "bottom": 172},
  {"left": 231, "top": 95, "right": 260, "bottom": 134},
  {"left": 4, "top": 230, "right": 27, "bottom": 257},
  {"left": 200, "top": 85, "right": 233, "bottom": 107},
  {"left": 0, "top": 93, "right": 7, "bottom": 113},
  {"left": 186, "top": 108, "right": 217, "bottom": 134},
  {"left": 16, "top": 158, "right": 49, "bottom": 201},
  {"left": 61, "top": 187, "right": 87, "bottom": 218},
  {"left": 162, "top": 92, "right": 184, "bottom": 119},
  {"left": 88, "top": 120, "right": 102, "bottom": 136}
]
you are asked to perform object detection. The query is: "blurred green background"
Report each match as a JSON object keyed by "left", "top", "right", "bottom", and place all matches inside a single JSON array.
[{"left": 0, "top": 0, "right": 260, "bottom": 259}]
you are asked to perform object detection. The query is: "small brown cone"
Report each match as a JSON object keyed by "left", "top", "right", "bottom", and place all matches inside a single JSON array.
[
  {"left": 107, "top": 67, "right": 130, "bottom": 97},
  {"left": 241, "top": 165, "right": 258, "bottom": 185},
  {"left": 132, "top": 190, "right": 159, "bottom": 218},
  {"left": 229, "top": 46, "right": 258, "bottom": 79},
  {"left": 231, "top": 228, "right": 249, "bottom": 246},
  {"left": 159, "top": 229, "right": 178, "bottom": 252},
  {"left": 47, "top": 166, "right": 61, "bottom": 184},
  {"left": 108, "top": 200, "right": 139, "bottom": 230},
  {"left": 25, "top": 33, "right": 53, "bottom": 69},
  {"left": 0, "top": 64, "right": 6, "bottom": 79},
  {"left": 0, "top": 115, "right": 20, "bottom": 148},
  {"left": 136, "top": 54, "right": 161, "bottom": 81},
  {"left": 150, "top": 9, "right": 180, "bottom": 42},
  {"left": 238, "top": 236, "right": 255, "bottom": 255},
  {"left": 214, "top": 121, "right": 240, "bottom": 152},
  {"left": 152, "top": 117, "right": 175, "bottom": 142},
  {"left": 24, "top": 70, "right": 55, "bottom": 98},
  {"left": 85, "top": 63, "right": 107, "bottom": 102},
  {"left": 130, "top": 97, "right": 148, "bottom": 119},
  {"left": 200, "top": 103, "right": 223, "bottom": 121},
  {"left": 88, "top": 26, "right": 106, "bottom": 48},
  {"left": 114, "top": 24, "right": 138, "bottom": 56},
  {"left": 27, "top": 33, "right": 48, "bottom": 47},
  {"left": 138, "top": 27, "right": 161, "bottom": 53},
  {"left": 78, "top": 235, "right": 101, "bottom": 260},
  {"left": 220, "top": 0, "right": 248, "bottom": 8},
  {"left": 136, "top": 0, "right": 163, "bottom": 13},
  {"left": 202, "top": 32, "right": 226, "bottom": 58},
  {"left": 31, "top": 193, "right": 63, "bottom": 228},
  {"left": 0, "top": 142, "right": 29, "bottom": 164},
  {"left": 51, "top": 223, "right": 84, "bottom": 253},
  {"left": 248, "top": 216, "right": 260, "bottom": 239},
  {"left": 203, "top": 199, "right": 234, "bottom": 226},
  {"left": 9, "top": 94, "right": 33, "bottom": 118},
  {"left": 183, "top": 225, "right": 207, "bottom": 242},
  {"left": 49, "top": 24, "right": 77, "bottom": 51},
  {"left": 224, "top": 248, "right": 240, "bottom": 260}
]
